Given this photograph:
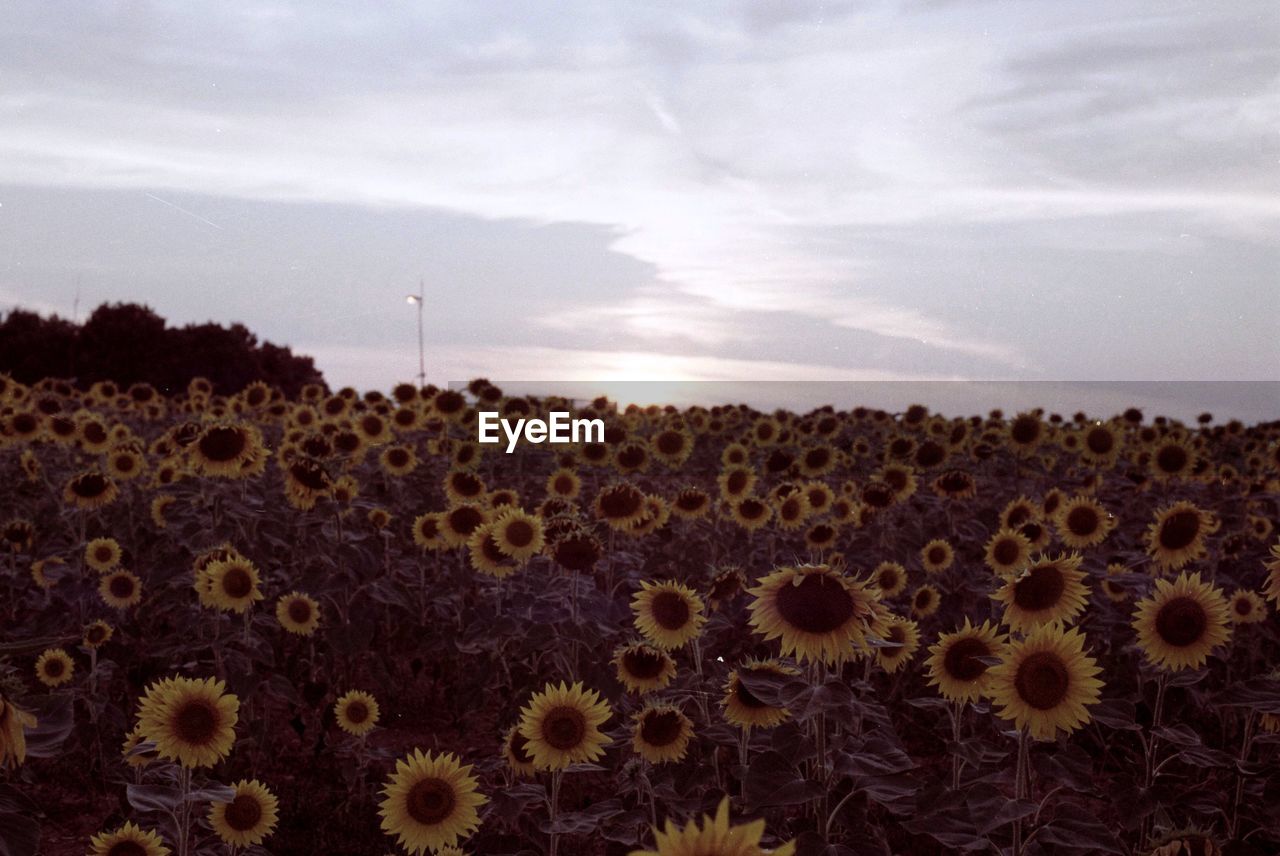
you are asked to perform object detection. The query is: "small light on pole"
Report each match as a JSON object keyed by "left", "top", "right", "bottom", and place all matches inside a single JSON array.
[{"left": 406, "top": 279, "right": 425, "bottom": 386}]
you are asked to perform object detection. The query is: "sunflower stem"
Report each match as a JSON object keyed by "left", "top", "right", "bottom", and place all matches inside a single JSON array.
[
  {"left": 548, "top": 769, "right": 563, "bottom": 856},
  {"left": 1139, "top": 671, "right": 1169, "bottom": 850},
  {"left": 177, "top": 765, "right": 192, "bottom": 856},
  {"left": 1012, "top": 726, "right": 1029, "bottom": 856},
  {"left": 951, "top": 701, "right": 964, "bottom": 790},
  {"left": 1228, "top": 709, "right": 1256, "bottom": 840}
]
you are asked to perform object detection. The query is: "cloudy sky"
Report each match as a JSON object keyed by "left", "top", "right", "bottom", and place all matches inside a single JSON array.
[{"left": 1, "top": 1, "right": 1277, "bottom": 417}]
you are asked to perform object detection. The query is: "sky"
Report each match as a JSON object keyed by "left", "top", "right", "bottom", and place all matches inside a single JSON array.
[{"left": 0, "top": 1, "right": 1277, "bottom": 419}]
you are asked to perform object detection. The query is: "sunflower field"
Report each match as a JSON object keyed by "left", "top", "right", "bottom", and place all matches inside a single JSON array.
[{"left": 2, "top": 375, "right": 1279, "bottom": 856}]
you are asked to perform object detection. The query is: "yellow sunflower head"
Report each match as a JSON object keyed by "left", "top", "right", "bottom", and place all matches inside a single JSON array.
[
  {"left": 517, "top": 681, "right": 612, "bottom": 770},
  {"left": 874, "top": 616, "right": 921, "bottom": 673},
  {"left": 872, "top": 562, "right": 908, "bottom": 598},
  {"left": 209, "top": 779, "right": 279, "bottom": 847},
  {"left": 335, "top": 689, "right": 381, "bottom": 736},
  {"left": 612, "top": 642, "right": 678, "bottom": 694},
  {"left": 203, "top": 556, "right": 264, "bottom": 614},
  {"left": 631, "top": 704, "right": 695, "bottom": 764},
  {"left": 1226, "top": 590, "right": 1267, "bottom": 625},
  {"left": 1054, "top": 496, "right": 1115, "bottom": 549},
  {"left": 99, "top": 569, "right": 143, "bottom": 609},
  {"left": 991, "top": 553, "right": 1089, "bottom": 633},
  {"left": 85, "top": 536, "right": 123, "bottom": 572},
  {"left": 722, "top": 659, "right": 799, "bottom": 732},
  {"left": 630, "top": 797, "right": 796, "bottom": 856},
  {"left": 489, "top": 508, "right": 545, "bottom": 562},
  {"left": 747, "top": 565, "right": 880, "bottom": 664},
  {"left": 89, "top": 822, "right": 170, "bottom": 856},
  {"left": 632, "top": 581, "right": 707, "bottom": 650},
  {"left": 988, "top": 624, "right": 1103, "bottom": 741},
  {"left": 910, "top": 584, "right": 942, "bottom": 619},
  {"left": 379, "top": 749, "right": 487, "bottom": 854},
  {"left": 82, "top": 619, "right": 114, "bottom": 649},
  {"left": 1132, "top": 572, "right": 1232, "bottom": 671},
  {"left": 502, "top": 725, "right": 538, "bottom": 778},
  {"left": 35, "top": 648, "right": 75, "bottom": 688},
  {"left": 1145, "top": 502, "right": 1218, "bottom": 572},
  {"left": 925, "top": 618, "right": 1009, "bottom": 704},
  {"left": 984, "top": 529, "right": 1033, "bottom": 577},
  {"left": 121, "top": 724, "right": 158, "bottom": 769},
  {"left": 136, "top": 676, "right": 239, "bottom": 768},
  {"left": 276, "top": 592, "right": 322, "bottom": 636},
  {"left": 920, "top": 539, "right": 955, "bottom": 574}
]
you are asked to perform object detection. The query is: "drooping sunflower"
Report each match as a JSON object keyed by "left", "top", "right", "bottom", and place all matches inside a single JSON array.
[
  {"left": 379, "top": 749, "right": 486, "bottom": 854},
  {"left": 99, "top": 569, "right": 143, "bottom": 609},
  {"left": 984, "top": 529, "right": 1033, "bottom": 577},
  {"left": 85, "top": 537, "right": 123, "bottom": 572},
  {"left": 150, "top": 495, "right": 176, "bottom": 528},
  {"left": 517, "top": 681, "right": 612, "bottom": 770},
  {"left": 1053, "top": 496, "right": 1115, "bottom": 549},
  {"left": 920, "top": 539, "right": 954, "bottom": 574},
  {"left": 502, "top": 724, "right": 538, "bottom": 777},
  {"left": 632, "top": 581, "right": 707, "bottom": 650},
  {"left": 335, "top": 689, "right": 380, "bottom": 736},
  {"left": 209, "top": 779, "right": 279, "bottom": 847},
  {"left": 282, "top": 456, "right": 333, "bottom": 510},
  {"left": 747, "top": 564, "right": 879, "bottom": 664},
  {"left": 932, "top": 468, "right": 976, "bottom": 500},
  {"left": 63, "top": 469, "right": 119, "bottom": 510},
  {"left": 670, "top": 487, "right": 712, "bottom": 521},
  {"left": 1001, "top": 495, "right": 1041, "bottom": 530},
  {"left": 987, "top": 624, "right": 1103, "bottom": 740},
  {"left": 595, "top": 482, "right": 649, "bottom": 531},
  {"left": 137, "top": 676, "right": 239, "bottom": 768},
  {"left": 1100, "top": 562, "right": 1132, "bottom": 603},
  {"left": 773, "top": 493, "right": 811, "bottom": 531},
  {"left": 489, "top": 508, "right": 545, "bottom": 561},
  {"left": 1145, "top": 502, "right": 1218, "bottom": 571},
  {"left": 630, "top": 797, "right": 796, "bottom": 856},
  {"left": 276, "top": 592, "right": 321, "bottom": 635},
  {"left": 190, "top": 423, "right": 267, "bottom": 478},
  {"left": 910, "top": 584, "right": 941, "bottom": 619},
  {"left": 1227, "top": 590, "right": 1266, "bottom": 624},
  {"left": 82, "top": 619, "right": 114, "bottom": 649},
  {"left": 875, "top": 616, "right": 921, "bottom": 673},
  {"left": 728, "top": 496, "right": 773, "bottom": 531},
  {"left": 35, "top": 648, "right": 74, "bottom": 688},
  {"left": 1132, "top": 572, "right": 1232, "bottom": 671},
  {"left": 722, "top": 659, "right": 798, "bottom": 731},
  {"left": 632, "top": 705, "right": 694, "bottom": 764},
  {"left": 444, "top": 470, "right": 487, "bottom": 505},
  {"left": 1265, "top": 541, "right": 1280, "bottom": 604},
  {"left": 121, "top": 724, "right": 158, "bottom": 769},
  {"left": 925, "top": 618, "right": 1009, "bottom": 704},
  {"left": 0, "top": 695, "right": 37, "bottom": 769},
  {"left": 992, "top": 553, "right": 1089, "bottom": 633},
  {"left": 613, "top": 642, "right": 677, "bottom": 694},
  {"left": 718, "top": 466, "right": 758, "bottom": 502},
  {"left": 89, "top": 822, "right": 170, "bottom": 856},
  {"left": 202, "top": 556, "right": 264, "bottom": 614}
]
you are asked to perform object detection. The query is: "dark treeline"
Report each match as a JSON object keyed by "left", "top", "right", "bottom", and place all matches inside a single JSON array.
[{"left": 0, "top": 302, "right": 325, "bottom": 397}]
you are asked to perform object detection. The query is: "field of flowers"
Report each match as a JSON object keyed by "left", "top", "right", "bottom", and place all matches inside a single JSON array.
[{"left": 1, "top": 374, "right": 1278, "bottom": 856}]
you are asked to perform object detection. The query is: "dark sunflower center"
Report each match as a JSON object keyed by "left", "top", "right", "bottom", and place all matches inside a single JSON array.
[
  {"left": 1012, "top": 565, "right": 1066, "bottom": 612},
  {"left": 405, "top": 777, "right": 456, "bottom": 826},
  {"left": 639, "top": 710, "right": 683, "bottom": 746},
  {"left": 937, "top": 472, "right": 972, "bottom": 493},
  {"left": 418, "top": 518, "right": 440, "bottom": 540},
  {"left": 1156, "top": 445, "right": 1188, "bottom": 473},
  {"left": 288, "top": 599, "right": 313, "bottom": 624},
  {"left": 993, "top": 538, "right": 1021, "bottom": 566},
  {"left": 95, "top": 546, "right": 114, "bottom": 563},
  {"left": 780, "top": 499, "right": 802, "bottom": 521},
  {"left": 915, "top": 589, "right": 933, "bottom": 610},
  {"left": 943, "top": 636, "right": 991, "bottom": 682},
  {"left": 1158, "top": 510, "right": 1202, "bottom": 551},
  {"left": 554, "top": 476, "right": 575, "bottom": 494},
  {"left": 199, "top": 427, "right": 248, "bottom": 462},
  {"left": 289, "top": 461, "right": 330, "bottom": 491},
  {"left": 387, "top": 449, "right": 410, "bottom": 467},
  {"left": 509, "top": 729, "right": 535, "bottom": 763},
  {"left": 1006, "top": 505, "right": 1033, "bottom": 527},
  {"left": 805, "top": 448, "right": 831, "bottom": 469},
  {"left": 87, "top": 627, "right": 107, "bottom": 644},
  {"left": 1234, "top": 598, "right": 1252, "bottom": 616},
  {"left": 862, "top": 483, "right": 894, "bottom": 509},
  {"left": 1011, "top": 418, "right": 1041, "bottom": 444},
  {"left": 623, "top": 648, "right": 665, "bottom": 680},
  {"left": 928, "top": 547, "right": 947, "bottom": 564},
  {"left": 109, "top": 575, "right": 136, "bottom": 598},
  {"left": 106, "top": 842, "right": 148, "bottom": 856},
  {"left": 775, "top": 573, "right": 855, "bottom": 634},
  {"left": 505, "top": 520, "right": 535, "bottom": 548},
  {"left": 448, "top": 506, "right": 484, "bottom": 536},
  {"left": 221, "top": 567, "right": 253, "bottom": 599},
  {"left": 83, "top": 423, "right": 108, "bottom": 444},
  {"left": 224, "top": 794, "right": 263, "bottom": 831},
  {"left": 877, "top": 567, "right": 900, "bottom": 589},
  {"left": 1066, "top": 506, "right": 1099, "bottom": 536},
  {"left": 542, "top": 706, "right": 587, "bottom": 750},
  {"left": 656, "top": 431, "right": 684, "bottom": 455},
  {"left": 360, "top": 415, "right": 383, "bottom": 436},
  {"left": 345, "top": 701, "right": 368, "bottom": 723},
  {"left": 599, "top": 487, "right": 643, "bottom": 518},
  {"left": 174, "top": 700, "right": 218, "bottom": 744},
  {"left": 1014, "top": 651, "right": 1070, "bottom": 710},
  {"left": 676, "top": 492, "right": 706, "bottom": 511},
  {"left": 451, "top": 473, "right": 483, "bottom": 497},
  {"left": 72, "top": 473, "right": 109, "bottom": 498},
  {"left": 1086, "top": 428, "right": 1114, "bottom": 454},
  {"left": 1155, "top": 595, "right": 1208, "bottom": 647},
  {"left": 44, "top": 658, "right": 65, "bottom": 677},
  {"left": 650, "top": 591, "right": 691, "bottom": 630}
]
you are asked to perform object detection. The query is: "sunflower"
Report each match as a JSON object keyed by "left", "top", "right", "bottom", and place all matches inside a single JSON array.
[
  {"left": 722, "top": 659, "right": 798, "bottom": 731},
  {"left": 651, "top": 427, "right": 694, "bottom": 467},
  {"left": 202, "top": 556, "right": 264, "bottom": 614},
  {"left": 335, "top": 689, "right": 381, "bottom": 736},
  {"left": 83, "top": 619, "right": 114, "bottom": 649},
  {"left": 932, "top": 469, "right": 976, "bottom": 500},
  {"left": 632, "top": 581, "right": 707, "bottom": 650},
  {"left": 190, "top": 423, "right": 266, "bottom": 478},
  {"left": 872, "top": 561, "right": 908, "bottom": 598},
  {"left": 0, "top": 695, "right": 36, "bottom": 769},
  {"left": 1150, "top": 438, "right": 1196, "bottom": 480},
  {"left": 1054, "top": 496, "right": 1115, "bottom": 549},
  {"left": 444, "top": 470, "right": 487, "bottom": 505},
  {"left": 35, "top": 648, "right": 74, "bottom": 688},
  {"left": 925, "top": 618, "right": 1009, "bottom": 704},
  {"left": 411, "top": 512, "right": 447, "bottom": 550},
  {"left": 875, "top": 617, "right": 921, "bottom": 673},
  {"left": 500, "top": 724, "right": 539, "bottom": 778},
  {"left": 379, "top": 444, "right": 418, "bottom": 477},
  {"left": 670, "top": 487, "right": 712, "bottom": 520},
  {"left": 379, "top": 749, "right": 486, "bottom": 854},
  {"left": 718, "top": 466, "right": 758, "bottom": 502},
  {"left": 1132, "top": 572, "right": 1232, "bottom": 671},
  {"left": 209, "top": 779, "right": 279, "bottom": 847},
  {"left": 988, "top": 624, "right": 1103, "bottom": 740},
  {"left": 440, "top": 504, "right": 489, "bottom": 548},
  {"left": 488, "top": 508, "right": 545, "bottom": 561},
  {"left": 85, "top": 537, "right": 123, "bottom": 572},
  {"left": 920, "top": 539, "right": 954, "bottom": 574},
  {"left": 630, "top": 797, "right": 796, "bottom": 856},
  {"left": 150, "top": 495, "right": 175, "bottom": 529},
  {"left": 1145, "top": 502, "right": 1217, "bottom": 571},
  {"left": 517, "top": 681, "right": 612, "bottom": 770},
  {"left": 1007, "top": 413, "right": 1045, "bottom": 455},
  {"left": 1101, "top": 563, "right": 1131, "bottom": 603},
  {"left": 89, "top": 822, "right": 170, "bottom": 856},
  {"left": 106, "top": 447, "right": 146, "bottom": 481},
  {"left": 121, "top": 724, "right": 158, "bottom": 769},
  {"left": 467, "top": 524, "right": 519, "bottom": 578},
  {"left": 1001, "top": 496, "right": 1041, "bottom": 529},
  {"left": 729, "top": 496, "right": 773, "bottom": 531},
  {"left": 992, "top": 553, "right": 1089, "bottom": 633},
  {"left": 985, "top": 529, "right": 1032, "bottom": 578},
  {"left": 136, "top": 676, "right": 239, "bottom": 768},
  {"left": 1266, "top": 541, "right": 1280, "bottom": 604},
  {"left": 747, "top": 565, "right": 879, "bottom": 664},
  {"left": 546, "top": 468, "right": 582, "bottom": 499},
  {"left": 276, "top": 592, "right": 321, "bottom": 635},
  {"left": 282, "top": 456, "right": 333, "bottom": 509},
  {"left": 1078, "top": 422, "right": 1123, "bottom": 466},
  {"left": 632, "top": 705, "right": 694, "bottom": 764},
  {"left": 100, "top": 569, "right": 143, "bottom": 609},
  {"left": 1227, "top": 590, "right": 1266, "bottom": 624},
  {"left": 613, "top": 642, "right": 677, "bottom": 694},
  {"left": 63, "top": 469, "right": 119, "bottom": 510},
  {"left": 368, "top": 507, "right": 392, "bottom": 530},
  {"left": 596, "top": 482, "right": 649, "bottom": 531},
  {"left": 911, "top": 584, "right": 941, "bottom": 619}
]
